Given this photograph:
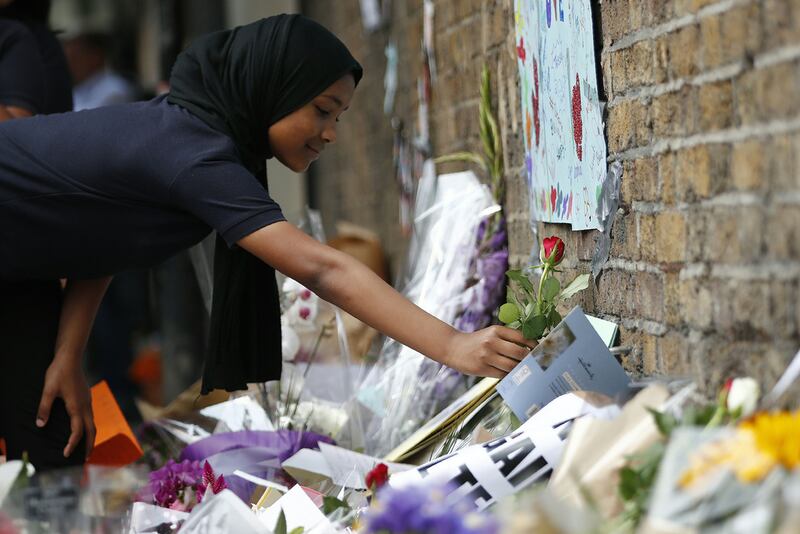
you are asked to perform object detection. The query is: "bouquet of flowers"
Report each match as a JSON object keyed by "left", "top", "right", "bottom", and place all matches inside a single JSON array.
[
  {"left": 136, "top": 459, "right": 226, "bottom": 513},
  {"left": 436, "top": 65, "right": 509, "bottom": 334}
]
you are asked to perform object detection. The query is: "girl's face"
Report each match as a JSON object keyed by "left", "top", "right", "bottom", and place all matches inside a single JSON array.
[{"left": 268, "top": 74, "right": 355, "bottom": 172}]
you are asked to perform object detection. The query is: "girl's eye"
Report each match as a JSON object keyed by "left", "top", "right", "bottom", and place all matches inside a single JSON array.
[{"left": 315, "top": 105, "right": 331, "bottom": 117}]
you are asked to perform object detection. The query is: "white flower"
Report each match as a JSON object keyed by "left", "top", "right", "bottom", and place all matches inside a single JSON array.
[
  {"left": 281, "top": 278, "right": 319, "bottom": 330},
  {"left": 281, "top": 323, "right": 300, "bottom": 361},
  {"left": 727, "top": 377, "right": 760, "bottom": 417}
]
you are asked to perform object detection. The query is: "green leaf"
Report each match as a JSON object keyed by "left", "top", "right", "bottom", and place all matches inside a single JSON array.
[
  {"left": 647, "top": 408, "right": 677, "bottom": 437},
  {"left": 289, "top": 528, "right": 305, "bottom": 534},
  {"left": 506, "top": 287, "right": 526, "bottom": 314},
  {"left": 522, "top": 314, "right": 547, "bottom": 340},
  {"left": 507, "top": 320, "right": 521, "bottom": 329},
  {"left": 433, "top": 152, "right": 488, "bottom": 172},
  {"left": 498, "top": 302, "right": 521, "bottom": 324},
  {"left": 275, "top": 510, "right": 288, "bottom": 534},
  {"left": 322, "top": 496, "right": 350, "bottom": 516},
  {"left": 559, "top": 273, "right": 590, "bottom": 300},
  {"left": 523, "top": 300, "right": 535, "bottom": 317},
  {"left": 541, "top": 277, "right": 560, "bottom": 301},
  {"left": 547, "top": 308, "right": 562, "bottom": 328},
  {"left": 618, "top": 467, "right": 639, "bottom": 501},
  {"left": 506, "top": 269, "right": 534, "bottom": 294},
  {"left": 684, "top": 404, "right": 718, "bottom": 426}
]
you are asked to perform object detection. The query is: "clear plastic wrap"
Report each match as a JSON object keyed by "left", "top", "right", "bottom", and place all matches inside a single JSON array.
[
  {"left": 355, "top": 168, "right": 499, "bottom": 456},
  {"left": 251, "top": 208, "right": 368, "bottom": 451}
]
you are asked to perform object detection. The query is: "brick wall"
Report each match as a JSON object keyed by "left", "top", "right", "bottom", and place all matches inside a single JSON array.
[{"left": 303, "top": 0, "right": 800, "bottom": 392}]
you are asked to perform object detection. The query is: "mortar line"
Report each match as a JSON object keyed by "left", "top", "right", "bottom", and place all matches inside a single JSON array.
[
  {"left": 609, "top": 116, "right": 800, "bottom": 161},
  {"left": 605, "top": 0, "right": 753, "bottom": 53}
]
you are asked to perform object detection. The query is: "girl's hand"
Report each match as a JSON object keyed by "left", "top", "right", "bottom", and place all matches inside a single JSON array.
[
  {"left": 36, "top": 357, "right": 95, "bottom": 460},
  {"left": 445, "top": 326, "right": 534, "bottom": 378}
]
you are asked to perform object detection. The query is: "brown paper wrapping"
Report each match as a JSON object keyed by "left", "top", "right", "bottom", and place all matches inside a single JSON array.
[{"left": 548, "top": 385, "right": 670, "bottom": 518}]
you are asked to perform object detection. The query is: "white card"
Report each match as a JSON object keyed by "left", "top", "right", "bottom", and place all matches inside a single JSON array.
[
  {"left": 318, "top": 442, "right": 412, "bottom": 489},
  {"left": 180, "top": 490, "right": 264, "bottom": 534},
  {"left": 256, "top": 485, "right": 331, "bottom": 533},
  {"left": 200, "top": 396, "right": 274, "bottom": 432}
]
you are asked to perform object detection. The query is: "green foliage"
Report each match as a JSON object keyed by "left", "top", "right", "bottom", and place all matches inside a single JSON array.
[
  {"left": 498, "top": 302, "right": 521, "bottom": 323},
  {"left": 275, "top": 510, "right": 288, "bottom": 534},
  {"left": 618, "top": 441, "right": 665, "bottom": 524},
  {"left": 506, "top": 269, "right": 534, "bottom": 294},
  {"left": 618, "top": 401, "right": 718, "bottom": 527},
  {"left": 522, "top": 314, "right": 548, "bottom": 340},
  {"left": 499, "top": 265, "right": 589, "bottom": 341},
  {"left": 433, "top": 64, "right": 505, "bottom": 251},
  {"left": 559, "top": 273, "right": 590, "bottom": 300},
  {"left": 648, "top": 408, "right": 678, "bottom": 437},
  {"left": 541, "top": 277, "right": 560, "bottom": 301},
  {"left": 322, "top": 496, "right": 350, "bottom": 516}
]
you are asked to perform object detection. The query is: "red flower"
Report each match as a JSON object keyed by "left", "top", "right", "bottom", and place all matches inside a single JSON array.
[
  {"left": 365, "top": 463, "right": 389, "bottom": 491},
  {"left": 541, "top": 236, "right": 565, "bottom": 266},
  {"left": 724, "top": 377, "right": 734, "bottom": 391}
]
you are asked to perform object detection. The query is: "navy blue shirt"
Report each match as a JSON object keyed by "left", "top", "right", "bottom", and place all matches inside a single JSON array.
[
  {"left": 0, "top": 96, "right": 285, "bottom": 280},
  {"left": 0, "top": 19, "right": 72, "bottom": 114}
]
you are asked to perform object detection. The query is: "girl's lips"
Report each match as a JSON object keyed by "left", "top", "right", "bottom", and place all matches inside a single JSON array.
[{"left": 306, "top": 144, "right": 320, "bottom": 156}]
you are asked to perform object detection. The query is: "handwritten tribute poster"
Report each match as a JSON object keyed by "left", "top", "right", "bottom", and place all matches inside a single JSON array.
[{"left": 514, "top": 0, "right": 606, "bottom": 230}]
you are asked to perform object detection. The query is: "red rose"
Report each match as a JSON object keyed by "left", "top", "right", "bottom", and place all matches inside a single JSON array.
[
  {"left": 365, "top": 463, "right": 389, "bottom": 490},
  {"left": 541, "top": 236, "right": 565, "bottom": 266}
]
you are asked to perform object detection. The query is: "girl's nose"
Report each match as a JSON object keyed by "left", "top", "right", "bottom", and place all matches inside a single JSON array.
[{"left": 322, "top": 124, "right": 337, "bottom": 144}]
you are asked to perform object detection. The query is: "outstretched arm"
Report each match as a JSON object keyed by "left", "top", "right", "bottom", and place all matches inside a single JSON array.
[
  {"left": 37, "top": 277, "right": 111, "bottom": 459},
  {"left": 0, "top": 104, "right": 32, "bottom": 121},
  {"left": 239, "top": 222, "right": 532, "bottom": 377}
]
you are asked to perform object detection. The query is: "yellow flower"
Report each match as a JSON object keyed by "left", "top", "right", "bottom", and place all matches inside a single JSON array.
[
  {"left": 679, "top": 410, "right": 800, "bottom": 489},
  {"left": 679, "top": 429, "right": 771, "bottom": 488},
  {"left": 740, "top": 411, "right": 800, "bottom": 471}
]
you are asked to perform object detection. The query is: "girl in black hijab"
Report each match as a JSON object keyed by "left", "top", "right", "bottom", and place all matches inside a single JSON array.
[{"left": 0, "top": 15, "right": 533, "bottom": 471}]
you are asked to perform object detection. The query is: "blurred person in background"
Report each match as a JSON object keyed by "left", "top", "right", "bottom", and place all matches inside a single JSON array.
[
  {"left": 62, "top": 29, "right": 145, "bottom": 424},
  {"left": 63, "top": 31, "right": 138, "bottom": 110},
  {"left": 0, "top": 0, "right": 71, "bottom": 118}
]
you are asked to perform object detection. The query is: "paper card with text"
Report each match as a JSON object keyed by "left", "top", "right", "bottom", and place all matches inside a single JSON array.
[{"left": 496, "top": 307, "right": 631, "bottom": 421}]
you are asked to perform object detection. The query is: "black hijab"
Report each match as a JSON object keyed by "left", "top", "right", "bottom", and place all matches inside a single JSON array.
[{"left": 167, "top": 15, "right": 362, "bottom": 394}]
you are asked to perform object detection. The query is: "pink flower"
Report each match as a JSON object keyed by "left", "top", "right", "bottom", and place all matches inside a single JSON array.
[
  {"left": 299, "top": 289, "right": 312, "bottom": 301},
  {"left": 197, "top": 461, "right": 227, "bottom": 503},
  {"left": 299, "top": 307, "right": 311, "bottom": 320}
]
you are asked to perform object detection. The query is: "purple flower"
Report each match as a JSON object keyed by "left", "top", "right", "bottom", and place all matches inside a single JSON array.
[
  {"left": 475, "top": 219, "right": 488, "bottom": 245},
  {"left": 363, "top": 484, "right": 498, "bottom": 534},
  {"left": 137, "top": 459, "right": 203, "bottom": 510},
  {"left": 454, "top": 213, "right": 509, "bottom": 334},
  {"left": 455, "top": 309, "right": 491, "bottom": 333},
  {"left": 476, "top": 250, "right": 508, "bottom": 305}
]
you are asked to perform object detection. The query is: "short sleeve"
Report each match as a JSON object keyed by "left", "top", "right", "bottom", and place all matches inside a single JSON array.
[
  {"left": 170, "top": 159, "right": 286, "bottom": 246},
  {"left": 0, "top": 21, "right": 45, "bottom": 114}
]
